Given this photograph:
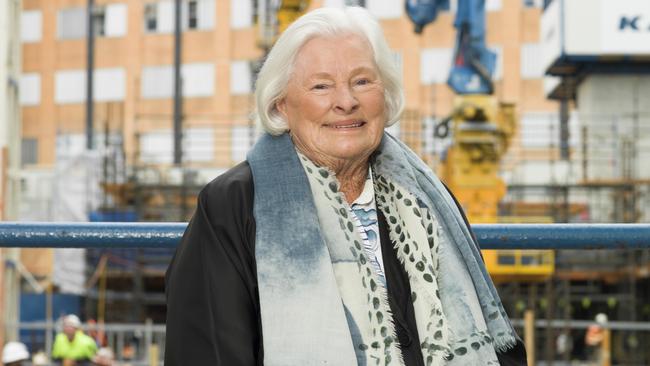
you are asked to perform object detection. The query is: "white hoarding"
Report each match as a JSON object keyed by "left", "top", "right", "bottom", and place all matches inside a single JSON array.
[
  {"left": 540, "top": 0, "right": 561, "bottom": 73},
  {"left": 563, "top": 0, "right": 600, "bottom": 55},
  {"left": 542, "top": 0, "right": 650, "bottom": 74},
  {"left": 601, "top": 0, "right": 650, "bottom": 54}
]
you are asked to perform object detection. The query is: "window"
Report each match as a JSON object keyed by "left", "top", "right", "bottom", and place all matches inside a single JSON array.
[
  {"left": 93, "top": 7, "right": 107, "bottom": 36},
  {"left": 195, "top": 0, "right": 215, "bottom": 29},
  {"left": 486, "top": 0, "right": 502, "bottom": 12},
  {"left": 230, "top": 61, "right": 253, "bottom": 95},
  {"left": 181, "top": 63, "right": 214, "bottom": 97},
  {"left": 521, "top": 43, "right": 544, "bottom": 79},
  {"left": 365, "top": 0, "right": 403, "bottom": 19},
  {"left": 188, "top": 0, "right": 198, "bottom": 29},
  {"left": 57, "top": 5, "right": 127, "bottom": 39},
  {"left": 21, "top": 10, "right": 42, "bottom": 43},
  {"left": 95, "top": 69, "right": 126, "bottom": 101},
  {"left": 58, "top": 7, "right": 86, "bottom": 39},
  {"left": 55, "top": 70, "right": 85, "bottom": 103},
  {"left": 22, "top": 138, "right": 38, "bottom": 166},
  {"left": 144, "top": 0, "right": 214, "bottom": 33},
  {"left": 104, "top": 4, "right": 128, "bottom": 37},
  {"left": 231, "top": 0, "right": 253, "bottom": 29},
  {"left": 20, "top": 74, "right": 41, "bottom": 106},
  {"left": 55, "top": 68, "right": 126, "bottom": 104},
  {"left": 141, "top": 63, "right": 215, "bottom": 99},
  {"left": 157, "top": 1, "right": 175, "bottom": 32},
  {"left": 141, "top": 66, "right": 174, "bottom": 99},
  {"left": 420, "top": 48, "right": 453, "bottom": 84},
  {"left": 144, "top": 3, "right": 157, "bottom": 31}
]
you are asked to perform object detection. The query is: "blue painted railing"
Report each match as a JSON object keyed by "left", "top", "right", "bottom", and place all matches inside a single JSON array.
[{"left": 0, "top": 222, "right": 649, "bottom": 249}]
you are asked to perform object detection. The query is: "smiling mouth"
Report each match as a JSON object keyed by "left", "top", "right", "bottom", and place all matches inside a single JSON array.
[{"left": 325, "top": 120, "right": 366, "bottom": 129}]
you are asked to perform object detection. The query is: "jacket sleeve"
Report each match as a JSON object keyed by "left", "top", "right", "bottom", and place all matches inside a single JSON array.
[{"left": 164, "top": 166, "right": 260, "bottom": 366}]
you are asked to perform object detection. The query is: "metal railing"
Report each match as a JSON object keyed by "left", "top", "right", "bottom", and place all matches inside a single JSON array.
[
  {"left": 0, "top": 222, "right": 649, "bottom": 249},
  {"left": 2, "top": 222, "right": 650, "bottom": 365}
]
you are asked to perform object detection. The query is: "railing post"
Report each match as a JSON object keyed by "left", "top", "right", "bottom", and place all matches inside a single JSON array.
[
  {"left": 45, "top": 283, "right": 53, "bottom": 357},
  {"left": 149, "top": 344, "right": 159, "bottom": 366},
  {"left": 601, "top": 328, "right": 611, "bottom": 366},
  {"left": 145, "top": 318, "right": 153, "bottom": 364},
  {"left": 525, "top": 309, "right": 535, "bottom": 366},
  {"left": 117, "top": 330, "right": 124, "bottom": 362}
]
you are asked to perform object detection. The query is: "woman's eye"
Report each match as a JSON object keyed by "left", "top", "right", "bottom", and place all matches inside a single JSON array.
[
  {"left": 355, "top": 78, "right": 371, "bottom": 86},
  {"left": 312, "top": 84, "right": 329, "bottom": 90}
]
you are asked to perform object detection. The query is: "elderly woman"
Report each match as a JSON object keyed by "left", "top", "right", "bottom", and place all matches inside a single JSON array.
[{"left": 165, "top": 6, "right": 526, "bottom": 366}]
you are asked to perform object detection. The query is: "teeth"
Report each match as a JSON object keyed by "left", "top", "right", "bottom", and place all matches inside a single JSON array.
[{"left": 333, "top": 123, "right": 363, "bottom": 128}]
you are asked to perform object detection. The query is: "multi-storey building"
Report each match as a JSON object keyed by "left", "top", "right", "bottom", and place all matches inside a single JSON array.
[{"left": 19, "top": 0, "right": 553, "bottom": 176}]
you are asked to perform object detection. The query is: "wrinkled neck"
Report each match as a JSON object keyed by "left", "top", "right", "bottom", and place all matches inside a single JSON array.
[{"left": 294, "top": 145, "right": 370, "bottom": 204}]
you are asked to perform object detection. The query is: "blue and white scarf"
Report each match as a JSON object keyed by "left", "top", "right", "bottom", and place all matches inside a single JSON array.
[{"left": 248, "top": 132, "right": 516, "bottom": 365}]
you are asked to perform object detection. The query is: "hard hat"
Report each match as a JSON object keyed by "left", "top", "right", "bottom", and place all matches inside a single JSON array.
[
  {"left": 2, "top": 341, "right": 30, "bottom": 363},
  {"left": 92, "top": 347, "right": 115, "bottom": 365},
  {"left": 63, "top": 314, "right": 82, "bottom": 328},
  {"left": 31, "top": 351, "right": 49, "bottom": 365},
  {"left": 595, "top": 313, "right": 608, "bottom": 325}
]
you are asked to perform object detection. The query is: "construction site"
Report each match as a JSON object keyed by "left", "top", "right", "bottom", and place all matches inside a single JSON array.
[{"left": 1, "top": 0, "right": 650, "bottom": 365}]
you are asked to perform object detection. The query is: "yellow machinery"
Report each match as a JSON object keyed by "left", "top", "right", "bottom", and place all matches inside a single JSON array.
[
  {"left": 277, "top": 0, "right": 311, "bottom": 34},
  {"left": 257, "top": 0, "right": 311, "bottom": 49},
  {"left": 439, "top": 95, "right": 514, "bottom": 223},
  {"left": 438, "top": 95, "right": 554, "bottom": 282}
]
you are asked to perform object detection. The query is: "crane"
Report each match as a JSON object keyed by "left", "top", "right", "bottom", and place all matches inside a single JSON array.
[{"left": 407, "top": 0, "right": 554, "bottom": 282}]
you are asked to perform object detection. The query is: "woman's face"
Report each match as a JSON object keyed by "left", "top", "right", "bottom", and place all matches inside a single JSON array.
[{"left": 277, "top": 34, "right": 386, "bottom": 167}]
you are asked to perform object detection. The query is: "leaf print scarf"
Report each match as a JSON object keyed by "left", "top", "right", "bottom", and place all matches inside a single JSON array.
[{"left": 247, "top": 132, "right": 516, "bottom": 365}]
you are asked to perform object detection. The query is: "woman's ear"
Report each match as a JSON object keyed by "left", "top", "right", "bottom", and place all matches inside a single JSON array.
[{"left": 276, "top": 98, "right": 287, "bottom": 119}]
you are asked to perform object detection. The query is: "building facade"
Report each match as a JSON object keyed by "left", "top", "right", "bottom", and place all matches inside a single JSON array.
[{"left": 19, "top": 0, "right": 553, "bottom": 175}]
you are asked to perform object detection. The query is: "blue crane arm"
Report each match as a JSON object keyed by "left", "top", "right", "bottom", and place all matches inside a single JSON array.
[
  {"left": 406, "top": 0, "right": 496, "bottom": 94},
  {"left": 405, "top": 0, "right": 450, "bottom": 33},
  {"left": 448, "top": 0, "right": 496, "bottom": 94}
]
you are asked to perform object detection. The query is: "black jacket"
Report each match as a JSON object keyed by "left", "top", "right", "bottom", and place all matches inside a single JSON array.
[{"left": 165, "top": 161, "right": 527, "bottom": 365}]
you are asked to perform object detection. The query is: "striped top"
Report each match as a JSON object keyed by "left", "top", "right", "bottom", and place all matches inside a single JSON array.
[{"left": 349, "top": 169, "right": 385, "bottom": 287}]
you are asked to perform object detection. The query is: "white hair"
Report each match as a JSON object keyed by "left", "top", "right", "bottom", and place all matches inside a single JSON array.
[{"left": 254, "top": 6, "right": 405, "bottom": 135}]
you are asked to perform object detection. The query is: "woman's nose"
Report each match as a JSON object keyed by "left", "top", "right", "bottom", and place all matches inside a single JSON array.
[{"left": 333, "top": 86, "right": 359, "bottom": 114}]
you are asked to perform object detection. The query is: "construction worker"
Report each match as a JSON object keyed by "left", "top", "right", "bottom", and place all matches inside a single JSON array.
[
  {"left": 584, "top": 313, "right": 608, "bottom": 364},
  {"left": 2, "top": 341, "right": 30, "bottom": 366},
  {"left": 52, "top": 314, "right": 97, "bottom": 365}
]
